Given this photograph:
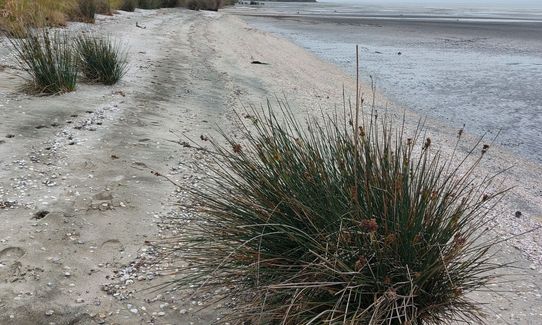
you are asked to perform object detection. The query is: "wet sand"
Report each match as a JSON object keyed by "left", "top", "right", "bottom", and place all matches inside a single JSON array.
[{"left": 230, "top": 4, "right": 542, "bottom": 166}]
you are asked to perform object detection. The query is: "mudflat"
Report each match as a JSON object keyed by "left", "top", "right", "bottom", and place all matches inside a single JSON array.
[
  {"left": 231, "top": 3, "right": 542, "bottom": 165},
  {"left": 0, "top": 8, "right": 541, "bottom": 324}
]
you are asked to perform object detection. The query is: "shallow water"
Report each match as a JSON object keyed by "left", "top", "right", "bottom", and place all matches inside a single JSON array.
[{"left": 236, "top": 2, "right": 542, "bottom": 164}]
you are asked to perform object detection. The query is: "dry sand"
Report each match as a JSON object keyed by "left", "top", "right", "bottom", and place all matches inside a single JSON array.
[{"left": 0, "top": 7, "right": 541, "bottom": 325}]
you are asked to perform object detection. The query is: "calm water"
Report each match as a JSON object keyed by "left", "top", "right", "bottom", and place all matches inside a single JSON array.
[{"left": 234, "top": 1, "right": 542, "bottom": 163}]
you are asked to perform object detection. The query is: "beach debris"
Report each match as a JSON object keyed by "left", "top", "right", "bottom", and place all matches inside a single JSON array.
[
  {"left": 251, "top": 60, "right": 269, "bottom": 65},
  {"left": 397, "top": 52, "right": 402, "bottom": 55},
  {"left": 6, "top": 134, "right": 15, "bottom": 138},
  {"left": 33, "top": 210, "right": 50, "bottom": 220},
  {"left": 515, "top": 211, "right": 522, "bottom": 218},
  {"left": 136, "top": 22, "right": 146, "bottom": 29},
  {"left": 0, "top": 200, "right": 17, "bottom": 209}
]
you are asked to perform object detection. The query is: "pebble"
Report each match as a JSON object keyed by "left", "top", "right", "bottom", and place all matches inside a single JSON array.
[
  {"left": 130, "top": 308, "right": 139, "bottom": 314},
  {"left": 45, "top": 310, "right": 54, "bottom": 316}
]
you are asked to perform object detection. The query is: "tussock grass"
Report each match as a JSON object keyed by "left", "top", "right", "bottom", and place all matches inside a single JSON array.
[
  {"left": 137, "top": 0, "right": 162, "bottom": 9},
  {"left": 168, "top": 98, "right": 507, "bottom": 324},
  {"left": 9, "top": 29, "right": 78, "bottom": 94},
  {"left": 95, "top": 0, "right": 113, "bottom": 15},
  {"left": 118, "top": 0, "right": 137, "bottom": 11},
  {"left": 0, "top": 0, "right": 70, "bottom": 35},
  {"left": 75, "top": 33, "right": 127, "bottom": 84},
  {"left": 179, "top": 0, "right": 224, "bottom": 11},
  {"left": 160, "top": 0, "right": 179, "bottom": 7},
  {"left": 74, "top": 0, "right": 96, "bottom": 23}
]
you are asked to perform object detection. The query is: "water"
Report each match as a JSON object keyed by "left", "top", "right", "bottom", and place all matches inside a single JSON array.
[{"left": 235, "top": 1, "right": 542, "bottom": 164}]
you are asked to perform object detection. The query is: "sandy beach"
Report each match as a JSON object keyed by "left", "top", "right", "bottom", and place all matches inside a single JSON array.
[{"left": 0, "top": 7, "right": 541, "bottom": 324}]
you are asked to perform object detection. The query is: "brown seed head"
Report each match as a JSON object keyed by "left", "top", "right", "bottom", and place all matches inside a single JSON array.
[
  {"left": 384, "top": 233, "right": 396, "bottom": 245},
  {"left": 423, "top": 137, "right": 431, "bottom": 149},
  {"left": 355, "top": 256, "right": 367, "bottom": 271},
  {"left": 360, "top": 218, "right": 378, "bottom": 233}
]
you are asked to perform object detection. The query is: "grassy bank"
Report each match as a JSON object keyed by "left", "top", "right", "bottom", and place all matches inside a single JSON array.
[{"left": 0, "top": 0, "right": 235, "bottom": 33}]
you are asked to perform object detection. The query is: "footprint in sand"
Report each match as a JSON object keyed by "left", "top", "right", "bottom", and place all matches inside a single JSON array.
[
  {"left": 0, "top": 246, "right": 25, "bottom": 262},
  {"left": 100, "top": 239, "right": 124, "bottom": 252}
]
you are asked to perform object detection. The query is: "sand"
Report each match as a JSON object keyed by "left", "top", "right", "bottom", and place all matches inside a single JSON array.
[{"left": 0, "top": 7, "right": 541, "bottom": 324}]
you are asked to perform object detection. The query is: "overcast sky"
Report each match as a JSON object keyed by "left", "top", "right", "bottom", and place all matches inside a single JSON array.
[{"left": 321, "top": 0, "right": 542, "bottom": 9}]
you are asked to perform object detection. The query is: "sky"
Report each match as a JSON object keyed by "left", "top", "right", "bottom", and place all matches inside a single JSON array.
[{"left": 321, "top": 0, "right": 542, "bottom": 9}]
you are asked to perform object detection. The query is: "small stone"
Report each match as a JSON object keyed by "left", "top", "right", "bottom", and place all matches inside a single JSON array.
[
  {"left": 64, "top": 272, "right": 71, "bottom": 277},
  {"left": 45, "top": 310, "right": 54, "bottom": 316},
  {"left": 515, "top": 211, "right": 522, "bottom": 218},
  {"left": 179, "top": 309, "right": 187, "bottom": 315},
  {"left": 130, "top": 308, "right": 138, "bottom": 314},
  {"left": 157, "top": 311, "right": 165, "bottom": 316},
  {"left": 76, "top": 298, "right": 84, "bottom": 303}
]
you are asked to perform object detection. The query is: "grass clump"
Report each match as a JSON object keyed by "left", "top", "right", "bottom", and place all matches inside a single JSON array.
[
  {"left": 95, "top": 0, "right": 112, "bottom": 15},
  {"left": 179, "top": 0, "right": 224, "bottom": 11},
  {"left": 160, "top": 0, "right": 179, "bottom": 7},
  {"left": 137, "top": 0, "right": 162, "bottom": 9},
  {"left": 0, "top": 0, "right": 70, "bottom": 35},
  {"left": 118, "top": 0, "right": 137, "bottom": 11},
  {"left": 73, "top": 0, "right": 96, "bottom": 23},
  {"left": 75, "top": 33, "right": 127, "bottom": 85},
  {"left": 169, "top": 99, "right": 506, "bottom": 324},
  {"left": 9, "top": 29, "right": 78, "bottom": 94}
]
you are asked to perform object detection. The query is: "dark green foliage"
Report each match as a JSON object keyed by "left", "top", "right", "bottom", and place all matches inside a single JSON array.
[
  {"left": 9, "top": 29, "right": 78, "bottom": 94},
  {"left": 96, "top": 0, "right": 112, "bottom": 15},
  {"left": 77, "top": 0, "right": 97, "bottom": 23},
  {"left": 75, "top": 33, "right": 127, "bottom": 85},
  {"left": 119, "top": 0, "right": 137, "bottom": 11},
  {"left": 137, "top": 0, "right": 162, "bottom": 9},
  {"left": 160, "top": 0, "right": 179, "bottom": 7},
  {"left": 170, "top": 100, "right": 506, "bottom": 324},
  {"left": 183, "top": 0, "right": 222, "bottom": 11}
]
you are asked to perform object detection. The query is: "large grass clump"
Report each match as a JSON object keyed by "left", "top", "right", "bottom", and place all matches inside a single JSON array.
[
  {"left": 168, "top": 99, "right": 506, "bottom": 324},
  {"left": 9, "top": 29, "right": 78, "bottom": 94},
  {"left": 0, "top": 0, "right": 71, "bottom": 34},
  {"left": 75, "top": 33, "right": 128, "bottom": 85}
]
